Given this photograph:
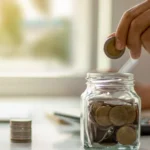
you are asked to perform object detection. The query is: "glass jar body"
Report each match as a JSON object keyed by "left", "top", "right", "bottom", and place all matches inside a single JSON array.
[{"left": 81, "top": 73, "right": 141, "bottom": 150}]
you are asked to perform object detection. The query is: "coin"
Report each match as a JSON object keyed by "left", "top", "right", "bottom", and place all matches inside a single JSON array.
[
  {"left": 95, "top": 106, "right": 112, "bottom": 126},
  {"left": 124, "top": 105, "right": 136, "bottom": 123},
  {"left": 11, "top": 139, "right": 31, "bottom": 143},
  {"left": 109, "top": 106, "right": 128, "bottom": 126},
  {"left": 116, "top": 126, "right": 137, "bottom": 145},
  {"left": 90, "top": 101, "right": 104, "bottom": 115},
  {"left": 10, "top": 118, "right": 32, "bottom": 123},
  {"left": 104, "top": 36, "right": 125, "bottom": 59},
  {"left": 89, "top": 101, "right": 103, "bottom": 124},
  {"left": 11, "top": 131, "right": 31, "bottom": 136},
  {"left": 10, "top": 119, "right": 32, "bottom": 128},
  {"left": 134, "top": 104, "right": 139, "bottom": 124},
  {"left": 11, "top": 127, "right": 31, "bottom": 132}
]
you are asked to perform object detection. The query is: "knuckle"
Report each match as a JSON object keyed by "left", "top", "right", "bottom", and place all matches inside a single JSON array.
[
  {"left": 141, "top": 32, "right": 149, "bottom": 42},
  {"left": 127, "top": 38, "right": 138, "bottom": 51},
  {"left": 123, "top": 10, "right": 133, "bottom": 20},
  {"left": 147, "top": 0, "right": 150, "bottom": 5},
  {"left": 141, "top": 32, "right": 150, "bottom": 52},
  {"left": 127, "top": 40, "right": 134, "bottom": 50},
  {"left": 127, "top": 43, "right": 133, "bottom": 50},
  {"left": 130, "top": 19, "right": 141, "bottom": 31}
]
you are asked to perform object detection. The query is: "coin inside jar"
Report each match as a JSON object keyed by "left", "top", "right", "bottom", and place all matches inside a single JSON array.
[
  {"left": 89, "top": 102, "right": 103, "bottom": 124},
  {"left": 91, "top": 102, "right": 103, "bottom": 115},
  {"left": 124, "top": 105, "right": 136, "bottom": 123},
  {"left": 104, "top": 36, "right": 125, "bottom": 59},
  {"left": 116, "top": 126, "right": 137, "bottom": 145},
  {"left": 109, "top": 106, "right": 128, "bottom": 126},
  {"left": 95, "top": 106, "right": 112, "bottom": 126}
]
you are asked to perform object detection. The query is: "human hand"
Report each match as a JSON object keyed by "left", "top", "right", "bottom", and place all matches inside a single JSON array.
[{"left": 112, "top": 0, "right": 150, "bottom": 59}]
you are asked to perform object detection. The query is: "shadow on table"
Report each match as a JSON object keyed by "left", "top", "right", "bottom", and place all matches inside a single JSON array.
[{"left": 11, "top": 143, "right": 32, "bottom": 150}]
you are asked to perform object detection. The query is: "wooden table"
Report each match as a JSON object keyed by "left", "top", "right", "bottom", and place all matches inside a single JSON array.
[{"left": 0, "top": 97, "right": 149, "bottom": 150}]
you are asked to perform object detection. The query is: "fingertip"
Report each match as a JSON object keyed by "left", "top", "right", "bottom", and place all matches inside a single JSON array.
[
  {"left": 107, "top": 32, "right": 115, "bottom": 38},
  {"left": 115, "top": 38, "right": 125, "bottom": 50},
  {"left": 130, "top": 52, "right": 141, "bottom": 59}
]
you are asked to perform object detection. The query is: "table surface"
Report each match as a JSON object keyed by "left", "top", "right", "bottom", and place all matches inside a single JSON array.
[{"left": 0, "top": 97, "right": 149, "bottom": 150}]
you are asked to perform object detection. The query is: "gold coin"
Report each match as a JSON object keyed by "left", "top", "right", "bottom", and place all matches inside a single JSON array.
[
  {"left": 109, "top": 106, "right": 128, "bottom": 126},
  {"left": 135, "top": 104, "right": 139, "bottom": 124},
  {"left": 116, "top": 126, "right": 137, "bottom": 145},
  {"left": 95, "top": 106, "right": 112, "bottom": 126},
  {"left": 92, "top": 102, "right": 103, "bottom": 115},
  {"left": 89, "top": 102, "right": 103, "bottom": 124},
  {"left": 124, "top": 105, "right": 136, "bottom": 123},
  {"left": 89, "top": 101, "right": 103, "bottom": 115},
  {"left": 104, "top": 37, "right": 125, "bottom": 59}
]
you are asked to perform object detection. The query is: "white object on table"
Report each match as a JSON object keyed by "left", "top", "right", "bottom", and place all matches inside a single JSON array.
[{"left": 118, "top": 58, "right": 139, "bottom": 73}]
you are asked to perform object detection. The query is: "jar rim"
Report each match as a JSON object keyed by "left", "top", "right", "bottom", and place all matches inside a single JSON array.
[{"left": 86, "top": 72, "right": 134, "bottom": 81}]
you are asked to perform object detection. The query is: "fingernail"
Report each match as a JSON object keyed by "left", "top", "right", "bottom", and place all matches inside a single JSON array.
[
  {"left": 131, "top": 53, "right": 140, "bottom": 59},
  {"left": 116, "top": 38, "right": 124, "bottom": 50}
]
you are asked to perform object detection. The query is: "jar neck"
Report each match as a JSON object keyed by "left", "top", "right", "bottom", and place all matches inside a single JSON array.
[
  {"left": 86, "top": 73, "right": 134, "bottom": 91},
  {"left": 87, "top": 82, "right": 134, "bottom": 91}
]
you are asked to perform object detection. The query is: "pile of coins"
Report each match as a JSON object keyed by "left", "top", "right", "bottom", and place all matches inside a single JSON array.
[
  {"left": 10, "top": 119, "right": 32, "bottom": 143},
  {"left": 88, "top": 98, "right": 138, "bottom": 146}
]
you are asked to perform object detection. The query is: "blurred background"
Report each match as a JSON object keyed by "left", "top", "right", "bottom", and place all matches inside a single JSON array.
[
  {"left": 0, "top": 0, "right": 149, "bottom": 97},
  {"left": 0, "top": 0, "right": 74, "bottom": 73}
]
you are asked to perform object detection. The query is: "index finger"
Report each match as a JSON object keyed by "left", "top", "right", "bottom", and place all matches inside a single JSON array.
[{"left": 115, "top": 0, "right": 150, "bottom": 50}]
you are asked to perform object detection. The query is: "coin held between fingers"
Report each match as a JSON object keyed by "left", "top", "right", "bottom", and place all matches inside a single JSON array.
[
  {"left": 116, "top": 38, "right": 124, "bottom": 50},
  {"left": 104, "top": 36, "right": 125, "bottom": 59}
]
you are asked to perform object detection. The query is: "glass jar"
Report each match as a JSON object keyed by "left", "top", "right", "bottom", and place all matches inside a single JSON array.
[{"left": 81, "top": 73, "right": 141, "bottom": 150}]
